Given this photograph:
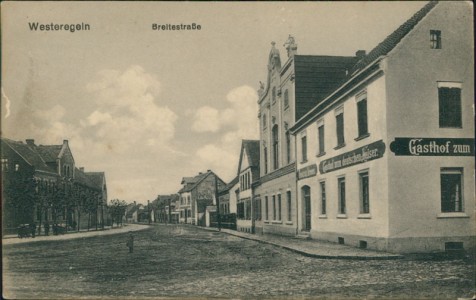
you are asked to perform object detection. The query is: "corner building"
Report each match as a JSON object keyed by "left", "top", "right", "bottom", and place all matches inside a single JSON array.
[
  {"left": 258, "top": 37, "right": 358, "bottom": 236},
  {"left": 290, "top": 1, "right": 474, "bottom": 253}
]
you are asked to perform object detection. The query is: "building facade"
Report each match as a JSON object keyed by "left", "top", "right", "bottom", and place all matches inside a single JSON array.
[
  {"left": 1, "top": 138, "right": 107, "bottom": 235},
  {"left": 257, "top": 36, "right": 359, "bottom": 236},
  {"left": 290, "top": 1, "right": 474, "bottom": 253},
  {"left": 177, "top": 170, "right": 225, "bottom": 226}
]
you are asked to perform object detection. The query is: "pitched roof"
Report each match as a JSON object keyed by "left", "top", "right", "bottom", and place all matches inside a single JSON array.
[
  {"left": 85, "top": 172, "right": 106, "bottom": 189},
  {"left": 350, "top": 1, "right": 438, "bottom": 75},
  {"left": 74, "top": 167, "right": 99, "bottom": 190},
  {"left": 237, "top": 140, "right": 260, "bottom": 174},
  {"left": 35, "top": 145, "right": 63, "bottom": 163},
  {"left": 1, "top": 138, "right": 56, "bottom": 174},
  {"left": 178, "top": 170, "right": 225, "bottom": 194},
  {"left": 218, "top": 175, "right": 239, "bottom": 194}
]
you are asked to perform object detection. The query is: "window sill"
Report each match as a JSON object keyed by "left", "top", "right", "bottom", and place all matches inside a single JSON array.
[
  {"left": 316, "top": 152, "right": 326, "bottom": 158},
  {"left": 272, "top": 221, "right": 283, "bottom": 224},
  {"left": 300, "top": 160, "right": 308, "bottom": 164},
  {"left": 285, "top": 221, "right": 293, "bottom": 225},
  {"left": 334, "top": 143, "right": 346, "bottom": 150},
  {"left": 357, "top": 214, "right": 372, "bottom": 219},
  {"left": 437, "top": 212, "right": 469, "bottom": 219},
  {"left": 318, "top": 215, "right": 327, "bottom": 219},
  {"left": 337, "top": 214, "right": 347, "bottom": 219},
  {"left": 354, "top": 133, "right": 370, "bottom": 142}
]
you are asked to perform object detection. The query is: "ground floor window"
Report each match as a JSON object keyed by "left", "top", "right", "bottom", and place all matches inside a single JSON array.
[
  {"left": 286, "top": 191, "right": 292, "bottom": 221},
  {"left": 338, "top": 177, "right": 346, "bottom": 214},
  {"left": 359, "top": 171, "right": 369, "bottom": 214},
  {"left": 265, "top": 196, "right": 269, "bottom": 220},
  {"left": 245, "top": 199, "right": 251, "bottom": 220},
  {"left": 441, "top": 168, "right": 463, "bottom": 212},
  {"left": 320, "top": 181, "right": 326, "bottom": 215},
  {"left": 253, "top": 198, "right": 261, "bottom": 221},
  {"left": 272, "top": 195, "right": 276, "bottom": 220},
  {"left": 277, "top": 194, "right": 282, "bottom": 221},
  {"left": 237, "top": 202, "right": 245, "bottom": 219}
]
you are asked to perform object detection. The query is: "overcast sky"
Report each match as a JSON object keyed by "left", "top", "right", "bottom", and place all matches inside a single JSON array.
[{"left": 2, "top": 1, "right": 428, "bottom": 204}]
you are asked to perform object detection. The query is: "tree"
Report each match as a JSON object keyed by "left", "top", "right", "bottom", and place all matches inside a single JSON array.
[{"left": 109, "top": 199, "right": 127, "bottom": 227}]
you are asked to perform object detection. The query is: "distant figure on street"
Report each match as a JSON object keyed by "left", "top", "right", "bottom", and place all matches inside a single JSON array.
[
  {"left": 44, "top": 222, "right": 50, "bottom": 236},
  {"left": 126, "top": 232, "right": 134, "bottom": 253}
]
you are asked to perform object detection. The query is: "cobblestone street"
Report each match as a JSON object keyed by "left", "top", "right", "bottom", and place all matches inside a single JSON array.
[{"left": 3, "top": 225, "right": 475, "bottom": 299}]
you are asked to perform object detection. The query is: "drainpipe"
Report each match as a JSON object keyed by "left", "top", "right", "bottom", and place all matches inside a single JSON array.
[{"left": 294, "top": 130, "right": 299, "bottom": 236}]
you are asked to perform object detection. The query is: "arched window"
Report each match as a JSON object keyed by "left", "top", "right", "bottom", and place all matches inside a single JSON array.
[
  {"left": 286, "top": 131, "right": 291, "bottom": 164},
  {"left": 272, "top": 125, "right": 279, "bottom": 170},
  {"left": 272, "top": 87, "right": 276, "bottom": 104},
  {"left": 262, "top": 114, "right": 267, "bottom": 129}
]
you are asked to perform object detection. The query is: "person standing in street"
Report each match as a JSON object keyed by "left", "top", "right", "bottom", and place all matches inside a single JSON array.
[{"left": 126, "top": 232, "right": 134, "bottom": 253}]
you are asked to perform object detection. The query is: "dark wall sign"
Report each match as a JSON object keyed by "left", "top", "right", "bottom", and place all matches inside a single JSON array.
[
  {"left": 319, "top": 140, "right": 385, "bottom": 174},
  {"left": 390, "top": 138, "right": 474, "bottom": 156},
  {"left": 298, "top": 164, "right": 317, "bottom": 180}
]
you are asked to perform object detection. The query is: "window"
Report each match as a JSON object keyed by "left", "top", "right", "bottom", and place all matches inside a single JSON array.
[
  {"left": 430, "top": 30, "right": 441, "bottom": 49},
  {"left": 237, "top": 202, "right": 245, "bottom": 219},
  {"left": 265, "top": 196, "right": 269, "bottom": 220},
  {"left": 359, "top": 171, "right": 369, "bottom": 214},
  {"left": 272, "top": 125, "right": 279, "bottom": 170},
  {"left": 284, "top": 89, "right": 289, "bottom": 108},
  {"left": 187, "top": 196, "right": 190, "bottom": 204},
  {"left": 272, "top": 87, "right": 276, "bottom": 104},
  {"left": 277, "top": 194, "right": 282, "bottom": 221},
  {"left": 438, "top": 82, "right": 462, "bottom": 128},
  {"left": 263, "top": 146, "right": 268, "bottom": 174},
  {"left": 15, "top": 164, "right": 20, "bottom": 172},
  {"left": 338, "top": 177, "right": 346, "bottom": 214},
  {"left": 272, "top": 195, "right": 276, "bottom": 220},
  {"left": 254, "top": 198, "right": 261, "bottom": 221},
  {"left": 357, "top": 96, "right": 368, "bottom": 137},
  {"left": 286, "top": 131, "right": 291, "bottom": 164},
  {"left": 320, "top": 181, "right": 326, "bottom": 215},
  {"left": 262, "top": 114, "right": 267, "bottom": 129},
  {"left": 441, "top": 168, "right": 463, "bottom": 213},
  {"left": 336, "top": 110, "right": 345, "bottom": 147},
  {"left": 246, "top": 199, "right": 252, "bottom": 220},
  {"left": 301, "top": 136, "right": 307, "bottom": 162},
  {"left": 286, "top": 191, "right": 292, "bottom": 221},
  {"left": 318, "top": 123, "right": 325, "bottom": 155},
  {"left": 1, "top": 158, "right": 8, "bottom": 171}
]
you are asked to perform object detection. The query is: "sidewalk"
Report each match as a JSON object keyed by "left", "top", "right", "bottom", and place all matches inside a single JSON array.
[
  {"left": 201, "top": 227, "right": 403, "bottom": 260},
  {"left": 2, "top": 224, "right": 150, "bottom": 246}
]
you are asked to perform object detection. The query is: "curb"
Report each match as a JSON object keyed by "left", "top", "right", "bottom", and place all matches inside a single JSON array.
[{"left": 198, "top": 226, "right": 403, "bottom": 260}]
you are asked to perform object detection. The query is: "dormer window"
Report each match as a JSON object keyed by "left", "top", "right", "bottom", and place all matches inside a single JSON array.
[{"left": 430, "top": 30, "right": 441, "bottom": 49}]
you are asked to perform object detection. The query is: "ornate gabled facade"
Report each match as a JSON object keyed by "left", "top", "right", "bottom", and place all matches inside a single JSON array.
[
  {"left": 1, "top": 138, "right": 107, "bottom": 235},
  {"left": 258, "top": 36, "right": 360, "bottom": 236}
]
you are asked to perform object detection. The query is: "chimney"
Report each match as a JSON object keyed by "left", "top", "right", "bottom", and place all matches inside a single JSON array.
[
  {"left": 26, "top": 139, "right": 35, "bottom": 146},
  {"left": 79, "top": 167, "right": 84, "bottom": 172},
  {"left": 356, "top": 50, "right": 366, "bottom": 59},
  {"left": 207, "top": 169, "right": 211, "bottom": 172},
  {"left": 198, "top": 172, "right": 202, "bottom": 175}
]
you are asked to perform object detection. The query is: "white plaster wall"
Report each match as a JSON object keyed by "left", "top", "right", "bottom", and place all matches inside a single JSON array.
[
  {"left": 385, "top": 2, "right": 474, "bottom": 240},
  {"left": 296, "top": 75, "right": 389, "bottom": 238}
]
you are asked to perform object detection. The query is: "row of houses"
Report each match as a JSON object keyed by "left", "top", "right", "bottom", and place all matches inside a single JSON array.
[
  {"left": 162, "top": 1, "right": 474, "bottom": 254},
  {"left": 1, "top": 138, "right": 108, "bottom": 235}
]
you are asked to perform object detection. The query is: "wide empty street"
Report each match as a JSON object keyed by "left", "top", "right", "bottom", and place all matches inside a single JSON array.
[{"left": 3, "top": 225, "right": 474, "bottom": 299}]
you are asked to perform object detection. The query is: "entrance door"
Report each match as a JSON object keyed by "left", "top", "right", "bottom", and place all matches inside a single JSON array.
[{"left": 302, "top": 186, "right": 311, "bottom": 231}]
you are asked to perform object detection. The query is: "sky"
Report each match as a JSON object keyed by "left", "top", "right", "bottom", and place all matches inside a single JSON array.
[{"left": 1, "top": 1, "right": 428, "bottom": 204}]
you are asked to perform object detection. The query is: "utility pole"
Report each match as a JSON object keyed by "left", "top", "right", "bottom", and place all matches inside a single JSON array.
[{"left": 215, "top": 175, "right": 221, "bottom": 231}]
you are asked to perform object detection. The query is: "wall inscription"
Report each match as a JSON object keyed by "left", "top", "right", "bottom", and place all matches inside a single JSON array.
[
  {"left": 390, "top": 138, "right": 474, "bottom": 156},
  {"left": 319, "top": 140, "right": 385, "bottom": 174}
]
